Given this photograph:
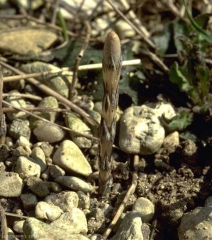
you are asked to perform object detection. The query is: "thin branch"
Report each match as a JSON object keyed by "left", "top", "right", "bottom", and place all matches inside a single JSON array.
[
  {"left": 3, "top": 93, "right": 42, "bottom": 101},
  {"left": 70, "top": 21, "right": 91, "bottom": 98},
  {"left": 0, "top": 61, "right": 97, "bottom": 126},
  {"left": 0, "top": 14, "right": 77, "bottom": 37},
  {"left": 3, "top": 100, "right": 98, "bottom": 141},
  {"left": 0, "top": 65, "right": 6, "bottom": 144},
  {"left": 106, "top": 0, "right": 155, "bottom": 49},
  {"left": 102, "top": 155, "right": 139, "bottom": 239},
  {"left": 0, "top": 203, "right": 8, "bottom": 240},
  {"left": 2, "top": 59, "right": 142, "bottom": 82}
]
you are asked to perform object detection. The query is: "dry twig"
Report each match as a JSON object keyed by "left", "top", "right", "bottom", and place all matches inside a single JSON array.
[
  {"left": 2, "top": 59, "right": 141, "bottom": 82},
  {"left": 0, "top": 61, "right": 96, "bottom": 126},
  {"left": 99, "top": 31, "right": 122, "bottom": 196},
  {"left": 70, "top": 21, "right": 91, "bottom": 98},
  {"left": 0, "top": 203, "right": 8, "bottom": 240},
  {"left": 0, "top": 65, "right": 6, "bottom": 144}
]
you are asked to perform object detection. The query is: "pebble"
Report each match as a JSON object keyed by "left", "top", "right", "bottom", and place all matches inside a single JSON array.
[
  {"left": 5, "top": 90, "right": 28, "bottom": 120},
  {"left": 205, "top": 196, "right": 212, "bottom": 207},
  {"left": 119, "top": 105, "right": 165, "bottom": 154},
  {"left": 1, "top": 29, "right": 57, "bottom": 55},
  {"left": 13, "top": 145, "right": 32, "bottom": 157},
  {"left": 35, "top": 201, "right": 63, "bottom": 221},
  {"left": 55, "top": 176, "right": 95, "bottom": 193},
  {"left": 30, "top": 96, "right": 59, "bottom": 130},
  {"left": 110, "top": 211, "right": 143, "bottom": 240},
  {"left": 178, "top": 206, "right": 212, "bottom": 239},
  {"left": 45, "top": 181, "right": 63, "bottom": 193},
  {"left": 0, "top": 144, "right": 10, "bottom": 162},
  {"left": 23, "top": 217, "right": 89, "bottom": 240},
  {"left": 9, "top": 119, "right": 31, "bottom": 140},
  {"left": 16, "top": 136, "right": 31, "bottom": 148},
  {"left": 53, "top": 140, "right": 92, "bottom": 177},
  {"left": 33, "top": 122, "right": 65, "bottom": 143},
  {"left": 65, "top": 113, "right": 92, "bottom": 148},
  {"left": 49, "top": 164, "right": 65, "bottom": 179},
  {"left": 13, "top": 220, "right": 24, "bottom": 233},
  {"left": 132, "top": 197, "right": 155, "bottom": 223},
  {"left": 14, "top": 156, "right": 42, "bottom": 178},
  {"left": 119, "top": 102, "right": 176, "bottom": 154},
  {"left": 77, "top": 191, "right": 90, "bottom": 210},
  {"left": 31, "top": 147, "right": 47, "bottom": 172},
  {"left": 36, "top": 142, "right": 54, "bottom": 157},
  {"left": 21, "top": 61, "right": 72, "bottom": 98},
  {"left": 51, "top": 208, "right": 88, "bottom": 234},
  {"left": 25, "top": 176, "right": 50, "bottom": 197},
  {"left": 0, "top": 172, "right": 23, "bottom": 197},
  {"left": 44, "top": 191, "right": 79, "bottom": 212},
  {"left": 163, "top": 131, "right": 180, "bottom": 148},
  {"left": 20, "top": 193, "right": 38, "bottom": 210}
]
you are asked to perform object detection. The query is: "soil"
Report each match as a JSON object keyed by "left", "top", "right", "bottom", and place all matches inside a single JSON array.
[{"left": 0, "top": 1, "right": 212, "bottom": 240}]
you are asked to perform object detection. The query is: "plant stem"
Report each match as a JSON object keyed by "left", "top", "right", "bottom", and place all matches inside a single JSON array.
[{"left": 99, "top": 31, "right": 122, "bottom": 196}]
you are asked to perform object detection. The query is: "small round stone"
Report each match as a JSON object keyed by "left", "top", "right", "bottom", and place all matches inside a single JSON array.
[
  {"left": 132, "top": 197, "right": 155, "bottom": 223},
  {"left": 33, "top": 123, "right": 65, "bottom": 143},
  {"left": 20, "top": 193, "right": 38, "bottom": 210},
  {"left": 44, "top": 191, "right": 79, "bottom": 212},
  {"left": 35, "top": 201, "right": 63, "bottom": 221}
]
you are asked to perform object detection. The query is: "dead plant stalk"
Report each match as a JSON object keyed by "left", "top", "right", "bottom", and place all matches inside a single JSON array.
[{"left": 99, "top": 31, "right": 122, "bottom": 196}]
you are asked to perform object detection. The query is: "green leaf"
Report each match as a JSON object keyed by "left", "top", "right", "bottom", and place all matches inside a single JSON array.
[
  {"left": 53, "top": 41, "right": 102, "bottom": 67},
  {"left": 169, "top": 61, "right": 192, "bottom": 92},
  {"left": 183, "top": 0, "right": 212, "bottom": 43},
  {"left": 168, "top": 111, "right": 193, "bottom": 131},
  {"left": 194, "top": 13, "right": 212, "bottom": 29}
]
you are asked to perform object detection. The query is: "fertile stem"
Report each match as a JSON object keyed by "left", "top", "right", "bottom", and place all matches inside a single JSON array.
[{"left": 99, "top": 31, "right": 122, "bottom": 196}]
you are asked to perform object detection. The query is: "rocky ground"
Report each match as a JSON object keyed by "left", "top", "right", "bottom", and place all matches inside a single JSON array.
[{"left": 0, "top": 0, "right": 212, "bottom": 240}]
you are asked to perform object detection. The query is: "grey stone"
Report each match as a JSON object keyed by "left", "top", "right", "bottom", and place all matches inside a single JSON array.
[
  {"left": 163, "top": 131, "right": 180, "bottom": 148},
  {"left": 53, "top": 140, "right": 92, "bottom": 177},
  {"left": 20, "top": 193, "right": 38, "bottom": 210},
  {"left": 33, "top": 122, "right": 65, "bottom": 143},
  {"left": 35, "top": 201, "right": 63, "bottom": 221},
  {"left": 21, "top": 61, "right": 72, "bottom": 98},
  {"left": 0, "top": 172, "right": 23, "bottom": 197},
  {"left": 5, "top": 90, "right": 28, "bottom": 120},
  {"left": 51, "top": 209, "right": 88, "bottom": 234},
  {"left": 45, "top": 181, "right": 63, "bottom": 193},
  {"left": 23, "top": 217, "right": 89, "bottom": 240},
  {"left": 30, "top": 96, "right": 59, "bottom": 130},
  {"left": 119, "top": 102, "right": 176, "bottom": 155},
  {"left": 0, "top": 29, "right": 57, "bottom": 55},
  {"left": 65, "top": 113, "right": 92, "bottom": 148},
  {"left": 31, "top": 147, "right": 47, "bottom": 172},
  {"left": 37, "top": 142, "right": 53, "bottom": 158},
  {"left": 14, "top": 156, "right": 42, "bottom": 178},
  {"left": 13, "top": 220, "right": 24, "bottom": 233},
  {"left": 205, "top": 196, "right": 212, "bottom": 207},
  {"left": 44, "top": 191, "right": 78, "bottom": 212},
  {"left": 49, "top": 164, "right": 65, "bottom": 179},
  {"left": 132, "top": 197, "right": 155, "bottom": 223},
  {"left": 178, "top": 207, "right": 212, "bottom": 240},
  {"left": 77, "top": 191, "right": 90, "bottom": 210},
  {"left": 55, "top": 176, "right": 95, "bottom": 193},
  {"left": 110, "top": 211, "right": 143, "bottom": 240},
  {"left": 26, "top": 176, "right": 50, "bottom": 197},
  {"left": 16, "top": 136, "right": 31, "bottom": 148},
  {"left": 9, "top": 119, "right": 31, "bottom": 140}
]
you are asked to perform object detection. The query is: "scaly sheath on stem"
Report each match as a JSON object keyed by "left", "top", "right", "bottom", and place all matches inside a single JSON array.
[{"left": 99, "top": 31, "right": 122, "bottom": 196}]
